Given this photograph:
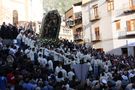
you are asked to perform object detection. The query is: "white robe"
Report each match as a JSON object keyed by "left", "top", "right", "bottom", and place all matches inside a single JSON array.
[
  {"left": 87, "top": 62, "right": 93, "bottom": 71},
  {"left": 22, "top": 35, "right": 26, "bottom": 43},
  {"left": 25, "top": 37, "right": 29, "bottom": 46},
  {"left": 38, "top": 51, "right": 43, "bottom": 57},
  {"left": 48, "top": 60, "right": 53, "bottom": 70},
  {"left": 104, "top": 64, "right": 109, "bottom": 72},
  {"left": 64, "top": 57, "right": 70, "bottom": 65},
  {"left": 29, "top": 50, "right": 35, "bottom": 61},
  {"left": 55, "top": 66, "right": 62, "bottom": 75},
  {"left": 38, "top": 57, "right": 47, "bottom": 67},
  {"left": 68, "top": 71, "right": 75, "bottom": 81},
  {"left": 24, "top": 49, "right": 30, "bottom": 58},
  {"left": 16, "top": 33, "right": 22, "bottom": 40},
  {"left": 27, "top": 38, "right": 31, "bottom": 46},
  {"left": 61, "top": 69, "right": 67, "bottom": 78},
  {"left": 76, "top": 51, "right": 83, "bottom": 59},
  {"left": 53, "top": 51, "right": 59, "bottom": 61},
  {"left": 83, "top": 54, "right": 91, "bottom": 62},
  {"left": 44, "top": 48, "right": 50, "bottom": 57}
]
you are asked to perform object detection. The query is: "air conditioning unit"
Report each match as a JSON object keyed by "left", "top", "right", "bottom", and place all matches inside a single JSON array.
[{"left": 66, "top": 19, "right": 75, "bottom": 27}]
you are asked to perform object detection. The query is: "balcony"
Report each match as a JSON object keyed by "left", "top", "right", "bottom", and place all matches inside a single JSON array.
[
  {"left": 118, "top": 30, "right": 127, "bottom": 38},
  {"left": 127, "top": 30, "right": 135, "bottom": 36},
  {"left": 74, "top": 12, "right": 82, "bottom": 20},
  {"left": 75, "top": 18, "right": 82, "bottom": 26},
  {"left": 92, "top": 36, "right": 101, "bottom": 43},
  {"left": 118, "top": 28, "right": 135, "bottom": 39},
  {"left": 90, "top": 15, "right": 100, "bottom": 22},
  {"left": 74, "top": 34, "right": 83, "bottom": 41},
  {"left": 115, "top": 5, "right": 135, "bottom": 17},
  {"left": 124, "top": 6, "right": 135, "bottom": 14},
  {"left": 90, "top": 0, "right": 98, "bottom": 3}
]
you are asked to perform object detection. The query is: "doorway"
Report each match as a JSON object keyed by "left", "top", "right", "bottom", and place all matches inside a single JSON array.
[{"left": 121, "top": 48, "right": 128, "bottom": 56}]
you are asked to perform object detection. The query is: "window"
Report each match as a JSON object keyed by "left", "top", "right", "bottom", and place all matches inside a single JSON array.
[
  {"left": 127, "top": 19, "right": 135, "bottom": 31},
  {"left": 63, "top": 28, "right": 70, "bottom": 34},
  {"left": 115, "top": 21, "right": 120, "bottom": 30},
  {"left": 93, "top": 4, "right": 99, "bottom": 18},
  {"left": 121, "top": 48, "right": 128, "bottom": 56},
  {"left": 129, "top": 0, "right": 135, "bottom": 6},
  {"left": 107, "top": 0, "right": 114, "bottom": 11},
  {"left": 75, "top": 12, "right": 82, "bottom": 19},
  {"left": 95, "top": 27, "right": 100, "bottom": 40},
  {"left": 129, "top": 0, "right": 135, "bottom": 9},
  {"left": 13, "top": 10, "right": 18, "bottom": 25}
]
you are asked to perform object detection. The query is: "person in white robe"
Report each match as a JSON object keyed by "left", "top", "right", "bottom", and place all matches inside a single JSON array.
[
  {"left": 53, "top": 51, "right": 59, "bottom": 61},
  {"left": 61, "top": 68, "right": 67, "bottom": 78},
  {"left": 30, "top": 39, "right": 36, "bottom": 48},
  {"left": 25, "top": 36, "right": 29, "bottom": 46},
  {"left": 68, "top": 70, "right": 75, "bottom": 81},
  {"left": 87, "top": 61, "right": 93, "bottom": 72},
  {"left": 24, "top": 47, "right": 30, "bottom": 58},
  {"left": 22, "top": 34, "right": 26, "bottom": 43},
  {"left": 38, "top": 54, "right": 47, "bottom": 67},
  {"left": 56, "top": 69, "right": 64, "bottom": 82},
  {"left": 27, "top": 37, "right": 31, "bottom": 47},
  {"left": 16, "top": 31, "right": 23, "bottom": 45},
  {"left": 104, "top": 62, "right": 109, "bottom": 72},
  {"left": 83, "top": 54, "right": 91, "bottom": 63},
  {"left": 29, "top": 48, "right": 35, "bottom": 62},
  {"left": 76, "top": 50, "right": 83, "bottom": 60},
  {"left": 48, "top": 60, "right": 53, "bottom": 71},
  {"left": 44, "top": 48, "right": 50, "bottom": 57},
  {"left": 65, "top": 51, "right": 70, "bottom": 56},
  {"left": 37, "top": 54, "right": 42, "bottom": 63},
  {"left": 55, "top": 65, "right": 63, "bottom": 75},
  {"left": 38, "top": 48, "right": 43, "bottom": 57}
]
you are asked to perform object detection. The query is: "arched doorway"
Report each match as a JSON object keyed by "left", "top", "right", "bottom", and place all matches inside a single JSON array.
[{"left": 13, "top": 10, "right": 18, "bottom": 25}]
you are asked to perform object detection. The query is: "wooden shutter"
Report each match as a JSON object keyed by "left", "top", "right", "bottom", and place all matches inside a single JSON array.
[{"left": 127, "top": 21, "right": 131, "bottom": 31}]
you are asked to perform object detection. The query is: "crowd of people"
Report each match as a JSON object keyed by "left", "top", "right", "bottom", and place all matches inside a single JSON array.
[
  {"left": 0, "top": 22, "right": 19, "bottom": 40},
  {"left": 0, "top": 22, "right": 135, "bottom": 90}
]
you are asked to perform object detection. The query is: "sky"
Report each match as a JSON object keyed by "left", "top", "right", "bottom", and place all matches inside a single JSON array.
[{"left": 43, "top": 0, "right": 81, "bottom": 15}]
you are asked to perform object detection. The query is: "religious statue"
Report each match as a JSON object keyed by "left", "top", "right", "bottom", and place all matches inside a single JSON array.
[{"left": 41, "top": 10, "right": 61, "bottom": 39}]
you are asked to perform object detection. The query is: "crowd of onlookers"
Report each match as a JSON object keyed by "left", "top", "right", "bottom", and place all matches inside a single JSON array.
[
  {"left": 0, "top": 22, "right": 19, "bottom": 40},
  {"left": 0, "top": 22, "right": 135, "bottom": 90}
]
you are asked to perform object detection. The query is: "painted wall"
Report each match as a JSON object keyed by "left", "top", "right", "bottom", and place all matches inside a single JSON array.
[
  {"left": 82, "top": 3, "right": 91, "bottom": 44},
  {"left": 0, "top": 0, "right": 43, "bottom": 25},
  {"left": 59, "top": 22, "right": 74, "bottom": 41},
  {"left": 82, "top": 0, "right": 90, "bottom": 5}
]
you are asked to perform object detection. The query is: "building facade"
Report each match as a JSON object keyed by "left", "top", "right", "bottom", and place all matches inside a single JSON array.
[
  {"left": 82, "top": 0, "right": 135, "bottom": 56},
  {"left": 0, "top": 0, "right": 43, "bottom": 33},
  {"left": 82, "top": 0, "right": 92, "bottom": 45},
  {"left": 65, "top": 2, "right": 83, "bottom": 43},
  {"left": 0, "top": 0, "right": 31, "bottom": 25},
  {"left": 59, "top": 21, "right": 73, "bottom": 41}
]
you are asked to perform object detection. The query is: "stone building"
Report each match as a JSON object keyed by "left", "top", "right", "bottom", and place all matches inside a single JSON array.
[
  {"left": 65, "top": 2, "right": 83, "bottom": 43},
  {"left": 82, "top": 0, "right": 135, "bottom": 56},
  {"left": 0, "top": 0, "right": 43, "bottom": 33}
]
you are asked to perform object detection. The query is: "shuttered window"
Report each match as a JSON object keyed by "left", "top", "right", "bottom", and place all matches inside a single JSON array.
[{"left": 127, "top": 19, "right": 135, "bottom": 31}]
